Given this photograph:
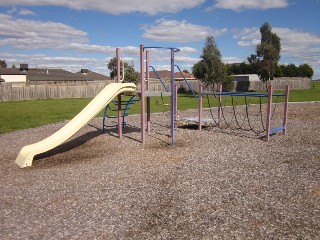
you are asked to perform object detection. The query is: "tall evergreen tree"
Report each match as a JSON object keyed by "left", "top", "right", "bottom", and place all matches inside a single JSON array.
[
  {"left": 249, "top": 22, "right": 281, "bottom": 82},
  {"left": 192, "top": 35, "right": 226, "bottom": 87}
]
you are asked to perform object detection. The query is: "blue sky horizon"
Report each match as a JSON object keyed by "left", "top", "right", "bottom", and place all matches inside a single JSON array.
[{"left": 0, "top": 0, "right": 319, "bottom": 79}]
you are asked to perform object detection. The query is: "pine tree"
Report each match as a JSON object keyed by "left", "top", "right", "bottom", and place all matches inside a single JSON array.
[{"left": 192, "top": 35, "right": 226, "bottom": 86}]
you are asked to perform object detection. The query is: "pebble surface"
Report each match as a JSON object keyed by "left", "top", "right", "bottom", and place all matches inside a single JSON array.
[{"left": 0, "top": 102, "right": 319, "bottom": 239}]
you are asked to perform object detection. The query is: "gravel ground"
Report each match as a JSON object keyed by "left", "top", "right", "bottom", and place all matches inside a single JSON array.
[{"left": 0, "top": 102, "right": 319, "bottom": 239}]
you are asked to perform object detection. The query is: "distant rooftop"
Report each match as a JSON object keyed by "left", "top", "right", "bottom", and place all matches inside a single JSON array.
[
  {"left": 75, "top": 69, "right": 111, "bottom": 81},
  {"left": 0, "top": 66, "right": 110, "bottom": 82},
  {"left": 149, "top": 70, "right": 195, "bottom": 80}
]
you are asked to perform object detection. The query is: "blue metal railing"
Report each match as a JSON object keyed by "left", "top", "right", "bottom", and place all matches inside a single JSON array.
[
  {"left": 102, "top": 95, "right": 140, "bottom": 131},
  {"left": 174, "top": 64, "right": 199, "bottom": 100},
  {"left": 149, "top": 65, "right": 169, "bottom": 92}
]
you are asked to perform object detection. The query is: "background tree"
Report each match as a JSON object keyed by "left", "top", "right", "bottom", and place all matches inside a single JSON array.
[
  {"left": 249, "top": 22, "right": 281, "bottom": 82},
  {"left": 107, "top": 57, "right": 128, "bottom": 80},
  {"left": 274, "top": 64, "right": 283, "bottom": 78},
  {"left": 281, "top": 63, "right": 297, "bottom": 77},
  {"left": 0, "top": 59, "right": 7, "bottom": 68},
  {"left": 192, "top": 35, "right": 233, "bottom": 90},
  {"left": 122, "top": 64, "right": 140, "bottom": 85},
  {"left": 226, "top": 62, "right": 258, "bottom": 75},
  {"left": 298, "top": 63, "right": 313, "bottom": 78},
  {"left": 107, "top": 58, "right": 139, "bottom": 84},
  {"left": 279, "top": 63, "right": 313, "bottom": 78}
]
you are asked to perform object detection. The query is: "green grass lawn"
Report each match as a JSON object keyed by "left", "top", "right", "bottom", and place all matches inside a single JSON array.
[{"left": 1, "top": 85, "right": 319, "bottom": 134}]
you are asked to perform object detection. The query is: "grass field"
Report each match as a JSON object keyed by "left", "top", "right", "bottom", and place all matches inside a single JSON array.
[{"left": 1, "top": 84, "right": 319, "bottom": 134}]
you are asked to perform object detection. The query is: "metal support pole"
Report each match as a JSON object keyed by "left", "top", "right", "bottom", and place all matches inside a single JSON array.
[
  {"left": 146, "top": 51, "right": 151, "bottom": 134},
  {"left": 116, "top": 48, "right": 122, "bottom": 139},
  {"left": 283, "top": 85, "right": 290, "bottom": 135},
  {"left": 266, "top": 85, "right": 273, "bottom": 142},
  {"left": 174, "top": 83, "right": 178, "bottom": 129},
  {"left": 199, "top": 84, "right": 203, "bottom": 131},
  {"left": 218, "top": 83, "right": 222, "bottom": 128},
  {"left": 170, "top": 49, "right": 175, "bottom": 145},
  {"left": 140, "top": 44, "right": 146, "bottom": 144}
]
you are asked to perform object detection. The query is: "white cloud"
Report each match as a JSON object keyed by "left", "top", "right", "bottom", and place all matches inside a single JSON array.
[
  {"left": 7, "top": 7, "right": 36, "bottom": 16},
  {"left": 210, "top": 0, "right": 289, "bottom": 11},
  {"left": 18, "top": 8, "right": 36, "bottom": 16},
  {"left": 223, "top": 56, "right": 243, "bottom": 64},
  {"left": 0, "top": 14, "right": 141, "bottom": 56},
  {"left": 175, "top": 56, "right": 200, "bottom": 63},
  {"left": 0, "top": 13, "right": 87, "bottom": 50},
  {"left": 142, "top": 19, "right": 228, "bottom": 42},
  {"left": 233, "top": 27, "right": 320, "bottom": 58},
  {"left": 178, "top": 47, "right": 198, "bottom": 53},
  {"left": 232, "top": 27, "right": 260, "bottom": 43},
  {"left": 233, "top": 27, "right": 320, "bottom": 78},
  {"left": 0, "top": 0, "right": 205, "bottom": 15},
  {"left": 0, "top": 13, "right": 142, "bottom": 75},
  {"left": 1, "top": 52, "right": 105, "bottom": 73}
]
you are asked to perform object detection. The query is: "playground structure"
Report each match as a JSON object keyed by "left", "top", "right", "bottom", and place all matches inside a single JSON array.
[
  {"left": 102, "top": 45, "right": 177, "bottom": 144},
  {"left": 196, "top": 83, "right": 289, "bottom": 142},
  {"left": 104, "top": 45, "right": 185, "bottom": 145},
  {"left": 102, "top": 95, "right": 139, "bottom": 130},
  {"left": 139, "top": 45, "right": 179, "bottom": 145},
  {"left": 15, "top": 82, "right": 136, "bottom": 168},
  {"left": 15, "top": 45, "right": 290, "bottom": 167},
  {"left": 102, "top": 45, "right": 289, "bottom": 144}
]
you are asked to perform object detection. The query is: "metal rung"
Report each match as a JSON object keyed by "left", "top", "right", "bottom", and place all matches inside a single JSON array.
[{"left": 270, "top": 126, "right": 285, "bottom": 134}]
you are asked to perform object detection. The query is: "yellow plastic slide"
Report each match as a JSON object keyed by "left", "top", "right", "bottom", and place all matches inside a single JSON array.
[{"left": 15, "top": 83, "right": 136, "bottom": 168}]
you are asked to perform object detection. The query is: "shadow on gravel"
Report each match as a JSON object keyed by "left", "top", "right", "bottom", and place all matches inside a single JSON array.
[
  {"left": 103, "top": 124, "right": 142, "bottom": 143},
  {"left": 34, "top": 130, "right": 101, "bottom": 163}
]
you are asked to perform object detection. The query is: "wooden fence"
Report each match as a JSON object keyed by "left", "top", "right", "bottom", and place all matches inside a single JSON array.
[
  {"left": 0, "top": 82, "right": 108, "bottom": 102},
  {"left": 0, "top": 78, "right": 311, "bottom": 102},
  {"left": 175, "top": 78, "right": 311, "bottom": 92}
]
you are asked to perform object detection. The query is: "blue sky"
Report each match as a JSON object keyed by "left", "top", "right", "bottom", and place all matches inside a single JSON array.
[{"left": 0, "top": 0, "right": 320, "bottom": 79}]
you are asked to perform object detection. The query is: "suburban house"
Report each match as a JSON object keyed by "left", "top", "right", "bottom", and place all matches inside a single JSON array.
[
  {"left": 232, "top": 74, "right": 260, "bottom": 82},
  {"left": 0, "top": 67, "right": 27, "bottom": 83},
  {"left": 75, "top": 69, "right": 111, "bottom": 82},
  {"left": 0, "top": 64, "right": 110, "bottom": 84},
  {"left": 149, "top": 70, "right": 196, "bottom": 81}
]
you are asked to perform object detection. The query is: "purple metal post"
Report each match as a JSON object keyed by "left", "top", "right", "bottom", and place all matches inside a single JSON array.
[
  {"left": 198, "top": 84, "right": 203, "bottom": 131},
  {"left": 140, "top": 45, "right": 146, "bottom": 144},
  {"left": 170, "top": 49, "right": 175, "bottom": 145},
  {"left": 283, "top": 85, "right": 290, "bottom": 135},
  {"left": 146, "top": 51, "right": 151, "bottom": 134},
  {"left": 174, "top": 83, "right": 178, "bottom": 129},
  {"left": 116, "top": 48, "right": 122, "bottom": 139},
  {"left": 139, "top": 46, "right": 179, "bottom": 145},
  {"left": 218, "top": 83, "right": 222, "bottom": 128},
  {"left": 266, "top": 85, "right": 273, "bottom": 142}
]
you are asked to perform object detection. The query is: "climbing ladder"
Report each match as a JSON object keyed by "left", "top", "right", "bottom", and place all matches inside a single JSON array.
[{"left": 102, "top": 95, "right": 139, "bottom": 132}]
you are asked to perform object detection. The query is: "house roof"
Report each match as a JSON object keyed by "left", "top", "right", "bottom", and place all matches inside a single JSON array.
[
  {"left": 0, "top": 67, "right": 86, "bottom": 81},
  {"left": 149, "top": 70, "right": 195, "bottom": 80},
  {"left": 1, "top": 67, "right": 194, "bottom": 82},
  {"left": 174, "top": 71, "right": 195, "bottom": 79},
  {"left": 75, "top": 70, "right": 110, "bottom": 81},
  {"left": 27, "top": 68, "right": 87, "bottom": 81},
  {"left": 0, "top": 68, "right": 26, "bottom": 75}
]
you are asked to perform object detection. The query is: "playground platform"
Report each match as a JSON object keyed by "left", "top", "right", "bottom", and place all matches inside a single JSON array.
[
  {"left": 137, "top": 90, "right": 171, "bottom": 97},
  {"left": 177, "top": 117, "right": 215, "bottom": 126}
]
